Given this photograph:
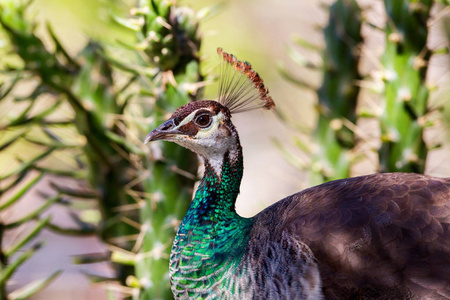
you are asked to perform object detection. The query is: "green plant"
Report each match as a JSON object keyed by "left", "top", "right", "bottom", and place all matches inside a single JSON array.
[
  {"left": 0, "top": 0, "right": 140, "bottom": 282},
  {"left": 111, "top": 1, "right": 203, "bottom": 298},
  {"left": 0, "top": 0, "right": 205, "bottom": 298},
  {"left": 312, "top": 0, "right": 363, "bottom": 183},
  {"left": 282, "top": 0, "right": 449, "bottom": 184},
  {"left": 378, "top": 0, "right": 435, "bottom": 173},
  {"left": 279, "top": 0, "right": 363, "bottom": 184},
  {"left": 0, "top": 61, "right": 62, "bottom": 300}
]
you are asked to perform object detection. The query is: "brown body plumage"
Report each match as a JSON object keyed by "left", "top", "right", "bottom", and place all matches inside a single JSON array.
[{"left": 253, "top": 172, "right": 450, "bottom": 299}]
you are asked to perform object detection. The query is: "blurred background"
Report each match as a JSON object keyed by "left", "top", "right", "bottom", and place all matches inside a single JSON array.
[{"left": 0, "top": 0, "right": 449, "bottom": 299}]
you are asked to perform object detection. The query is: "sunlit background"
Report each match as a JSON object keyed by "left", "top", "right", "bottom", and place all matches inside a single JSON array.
[{"left": 1, "top": 0, "right": 449, "bottom": 299}]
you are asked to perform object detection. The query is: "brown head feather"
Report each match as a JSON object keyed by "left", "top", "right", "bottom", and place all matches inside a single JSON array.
[{"left": 171, "top": 100, "right": 230, "bottom": 125}]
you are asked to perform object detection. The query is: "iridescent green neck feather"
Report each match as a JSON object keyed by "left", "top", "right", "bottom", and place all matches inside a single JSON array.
[{"left": 170, "top": 148, "right": 254, "bottom": 297}]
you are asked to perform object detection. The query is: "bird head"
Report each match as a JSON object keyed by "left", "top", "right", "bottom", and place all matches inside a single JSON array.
[
  {"left": 145, "top": 48, "right": 275, "bottom": 173},
  {"left": 145, "top": 100, "right": 238, "bottom": 163}
]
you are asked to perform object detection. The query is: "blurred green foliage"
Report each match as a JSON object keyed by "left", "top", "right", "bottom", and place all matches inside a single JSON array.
[
  {"left": 312, "top": 0, "right": 362, "bottom": 183},
  {"left": 0, "top": 0, "right": 204, "bottom": 298},
  {"left": 283, "top": 0, "right": 449, "bottom": 183},
  {"left": 378, "top": 0, "right": 434, "bottom": 173},
  {"left": 111, "top": 0, "right": 204, "bottom": 298}
]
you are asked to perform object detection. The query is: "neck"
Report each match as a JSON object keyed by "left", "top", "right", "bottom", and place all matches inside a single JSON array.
[
  {"left": 180, "top": 120, "right": 249, "bottom": 230},
  {"left": 180, "top": 146, "right": 253, "bottom": 251},
  {"left": 170, "top": 138, "right": 254, "bottom": 292}
]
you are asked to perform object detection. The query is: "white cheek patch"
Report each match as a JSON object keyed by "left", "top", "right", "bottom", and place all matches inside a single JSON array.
[
  {"left": 172, "top": 111, "right": 237, "bottom": 178},
  {"left": 193, "top": 112, "right": 236, "bottom": 176}
]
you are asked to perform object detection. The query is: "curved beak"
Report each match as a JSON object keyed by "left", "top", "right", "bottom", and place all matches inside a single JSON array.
[{"left": 144, "top": 119, "right": 181, "bottom": 144}]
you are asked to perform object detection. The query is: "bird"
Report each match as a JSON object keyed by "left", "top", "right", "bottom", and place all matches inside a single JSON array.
[{"left": 145, "top": 48, "right": 450, "bottom": 300}]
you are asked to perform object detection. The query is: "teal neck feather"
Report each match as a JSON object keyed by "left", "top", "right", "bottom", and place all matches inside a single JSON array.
[{"left": 170, "top": 149, "right": 253, "bottom": 295}]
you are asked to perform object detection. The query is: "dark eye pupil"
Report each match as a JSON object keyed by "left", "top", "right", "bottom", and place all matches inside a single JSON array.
[{"left": 196, "top": 115, "right": 210, "bottom": 127}]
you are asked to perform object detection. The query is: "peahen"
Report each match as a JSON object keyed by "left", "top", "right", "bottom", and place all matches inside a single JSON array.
[{"left": 145, "top": 48, "right": 450, "bottom": 299}]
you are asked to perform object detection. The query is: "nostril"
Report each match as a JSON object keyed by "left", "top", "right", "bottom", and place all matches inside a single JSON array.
[{"left": 160, "top": 120, "right": 174, "bottom": 131}]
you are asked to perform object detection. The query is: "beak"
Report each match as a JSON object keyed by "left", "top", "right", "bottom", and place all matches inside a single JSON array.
[{"left": 144, "top": 119, "right": 181, "bottom": 144}]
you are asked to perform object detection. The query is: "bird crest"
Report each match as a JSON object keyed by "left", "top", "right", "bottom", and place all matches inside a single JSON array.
[{"left": 216, "top": 48, "right": 275, "bottom": 114}]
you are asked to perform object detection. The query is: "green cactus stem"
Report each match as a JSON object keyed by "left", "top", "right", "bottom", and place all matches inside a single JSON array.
[
  {"left": 311, "top": 0, "right": 363, "bottom": 184},
  {"left": 117, "top": 1, "right": 203, "bottom": 298},
  {"left": 378, "top": 0, "right": 433, "bottom": 173},
  {"left": 0, "top": 0, "right": 139, "bottom": 284}
]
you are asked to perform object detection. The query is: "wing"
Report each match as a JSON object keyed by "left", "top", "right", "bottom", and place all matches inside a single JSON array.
[{"left": 254, "top": 173, "right": 450, "bottom": 299}]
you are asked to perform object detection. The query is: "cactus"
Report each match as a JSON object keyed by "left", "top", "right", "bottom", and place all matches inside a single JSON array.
[
  {"left": 282, "top": 0, "right": 448, "bottom": 182},
  {"left": 280, "top": 0, "right": 363, "bottom": 184},
  {"left": 0, "top": 0, "right": 141, "bottom": 283},
  {"left": 0, "top": 55, "right": 62, "bottom": 300},
  {"left": 1, "top": 0, "right": 204, "bottom": 298},
  {"left": 378, "top": 0, "right": 434, "bottom": 173},
  {"left": 0, "top": 160, "right": 61, "bottom": 300},
  {"left": 312, "top": 0, "right": 363, "bottom": 183},
  {"left": 112, "top": 1, "right": 203, "bottom": 298}
]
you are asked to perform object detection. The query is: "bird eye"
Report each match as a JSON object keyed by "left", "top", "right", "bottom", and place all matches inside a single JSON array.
[{"left": 194, "top": 113, "right": 212, "bottom": 128}]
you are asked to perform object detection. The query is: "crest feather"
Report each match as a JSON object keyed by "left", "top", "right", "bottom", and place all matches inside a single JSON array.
[{"left": 216, "top": 48, "right": 275, "bottom": 114}]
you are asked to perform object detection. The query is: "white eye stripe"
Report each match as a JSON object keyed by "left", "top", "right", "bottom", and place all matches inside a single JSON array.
[
  {"left": 175, "top": 108, "right": 216, "bottom": 129},
  {"left": 174, "top": 110, "right": 200, "bottom": 129}
]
